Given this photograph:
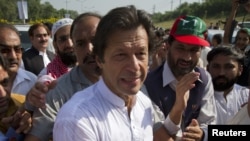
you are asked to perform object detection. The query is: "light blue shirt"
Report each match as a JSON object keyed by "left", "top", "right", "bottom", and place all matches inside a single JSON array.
[{"left": 12, "top": 68, "right": 37, "bottom": 95}]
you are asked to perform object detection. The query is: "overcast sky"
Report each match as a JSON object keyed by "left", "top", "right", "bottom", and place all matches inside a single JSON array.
[{"left": 40, "top": 0, "right": 200, "bottom": 15}]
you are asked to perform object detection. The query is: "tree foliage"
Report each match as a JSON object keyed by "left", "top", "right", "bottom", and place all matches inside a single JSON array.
[
  {"left": 1, "top": 0, "right": 249, "bottom": 25},
  {"left": 152, "top": 0, "right": 249, "bottom": 23},
  {"left": 0, "top": 0, "right": 79, "bottom": 24}
]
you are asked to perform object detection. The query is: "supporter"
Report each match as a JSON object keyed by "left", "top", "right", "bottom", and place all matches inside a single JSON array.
[
  {"left": 38, "top": 18, "right": 77, "bottom": 79},
  {"left": 234, "top": 28, "right": 250, "bottom": 87},
  {"left": 208, "top": 22, "right": 213, "bottom": 29},
  {"left": 234, "top": 28, "right": 250, "bottom": 54},
  {"left": 206, "top": 46, "right": 249, "bottom": 124},
  {"left": 25, "top": 11, "right": 169, "bottom": 141},
  {"left": 0, "top": 53, "right": 32, "bottom": 140},
  {"left": 223, "top": 0, "right": 249, "bottom": 45},
  {"left": 211, "top": 34, "right": 223, "bottom": 48},
  {"left": 22, "top": 23, "right": 55, "bottom": 76},
  {"left": 213, "top": 22, "right": 220, "bottom": 30},
  {"left": 53, "top": 5, "right": 172, "bottom": 141},
  {"left": 149, "top": 27, "right": 168, "bottom": 71},
  {"left": 0, "top": 23, "right": 37, "bottom": 95},
  {"left": 24, "top": 12, "right": 102, "bottom": 141},
  {"left": 144, "top": 15, "right": 217, "bottom": 141},
  {"left": 223, "top": 0, "right": 250, "bottom": 87},
  {"left": 224, "top": 0, "right": 250, "bottom": 124}
]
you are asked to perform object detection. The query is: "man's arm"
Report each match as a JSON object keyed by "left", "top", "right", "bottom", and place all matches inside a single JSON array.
[
  {"left": 152, "top": 72, "right": 201, "bottom": 141},
  {"left": 153, "top": 125, "right": 174, "bottom": 141},
  {"left": 194, "top": 71, "right": 217, "bottom": 141},
  {"left": 25, "top": 85, "right": 63, "bottom": 141},
  {"left": 25, "top": 79, "right": 57, "bottom": 111},
  {"left": 1, "top": 105, "right": 32, "bottom": 134}
]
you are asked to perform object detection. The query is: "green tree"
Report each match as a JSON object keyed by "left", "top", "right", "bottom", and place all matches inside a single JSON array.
[
  {"left": 40, "top": 2, "right": 58, "bottom": 19},
  {"left": 0, "top": 0, "right": 79, "bottom": 23},
  {"left": 28, "top": 0, "right": 48, "bottom": 21},
  {"left": 0, "top": 0, "right": 18, "bottom": 22},
  {"left": 153, "top": 0, "right": 249, "bottom": 23}
]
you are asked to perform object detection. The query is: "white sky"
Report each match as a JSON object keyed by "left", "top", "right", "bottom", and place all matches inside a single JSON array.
[{"left": 41, "top": 0, "right": 200, "bottom": 15}]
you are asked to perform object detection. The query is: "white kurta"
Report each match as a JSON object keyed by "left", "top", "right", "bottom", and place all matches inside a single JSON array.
[
  {"left": 53, "top": 77, "right": 154, "bottom": 141},
  {"left": 215, "top": 84, "right": 249, "bottom": 124}
]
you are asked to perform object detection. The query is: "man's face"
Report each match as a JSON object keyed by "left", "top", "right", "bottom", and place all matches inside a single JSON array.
[
  {"left": 167, "top": 40, "right": 201, "bottom": 80},
  {"left": 207, "top": 54, "right": 242, "bottom": 91},
  {"left": 54, "top": 25, "right": 76, "bottom": 66},
  {"left": 211, "top": 38, "right": 219, "bottom": 47},
  {"left": 72, "top": 16, "right": 100, "bottom": 78},
  {"left": 30, "top": 26, "right": 49, "bottom": 51},
  {"left": 97, "top": 26, "right": 149, "bottom": 97},
  {"left": 0, "top": 28, "right": 22, "bottom": 73},
  {"left": 235, "top": 32, "right": 249, "bottom": 51}
]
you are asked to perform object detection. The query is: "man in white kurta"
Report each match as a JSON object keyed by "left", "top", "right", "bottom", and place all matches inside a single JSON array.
[
  {"left": 53, "top": 78, "right": 154, "bottom": 141},
  {"left": 207, "top": 46, "right": 250, "bottom": 124},
  {"left": 53, "top": 5, "right": 166, "bottom": 141}
]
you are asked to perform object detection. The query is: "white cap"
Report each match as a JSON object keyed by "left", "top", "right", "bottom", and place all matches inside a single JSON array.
[{"left": 51, "top": 18, "right": 73, "bottom": 39}]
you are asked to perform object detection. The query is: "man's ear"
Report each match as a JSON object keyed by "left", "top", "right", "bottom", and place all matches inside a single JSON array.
[
  {"left": 238, "top": 64, "right": 243, "bottom": 76},
  {"left": 95, "top": 56, "right": 103, "bottom": 69}
]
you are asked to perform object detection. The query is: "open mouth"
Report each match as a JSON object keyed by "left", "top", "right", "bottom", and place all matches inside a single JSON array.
[
  {"left": 178, "top": 61, "right": 191, "bottom": 68},
  {"left": 121, "top": 77, "right": 140, "bottom": 85},
  {"left": 83, "top": 55, "right": 96, "bottom": 64}
]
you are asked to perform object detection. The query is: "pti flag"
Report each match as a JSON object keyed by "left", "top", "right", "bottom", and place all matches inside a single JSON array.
[{"left": 17, "top": 0, "right": 28, "bottom": 20}]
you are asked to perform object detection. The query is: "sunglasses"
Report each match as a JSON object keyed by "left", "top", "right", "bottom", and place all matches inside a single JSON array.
[{"left": 0, "top": 44, "right": 23, "bottom": 54}]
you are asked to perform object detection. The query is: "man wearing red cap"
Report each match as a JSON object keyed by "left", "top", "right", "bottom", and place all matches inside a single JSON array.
[{"left": 144, "top": 15, "right": 217, "bottom": 141}]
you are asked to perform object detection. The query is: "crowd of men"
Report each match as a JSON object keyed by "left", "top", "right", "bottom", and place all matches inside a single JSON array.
[{"left": 0, "top": 0, "right": 250, "bottom": 141}]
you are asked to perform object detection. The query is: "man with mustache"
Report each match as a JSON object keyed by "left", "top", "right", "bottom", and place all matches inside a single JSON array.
[
  {"left": 24, "top": 12, "right": 102, "bottom": 141},
  {"left": 25, "top": 11, "right": 177, "bottom": 141},
  {"left": 22, "top": 23, "right": 55, "bottom": 76},
  {"left": 0, "top": 52, "right": 32, "bottom": 140},
  {"left": 0, "top": 23, "right": 37, "bottom": 96},
  {"left": 0, "top": 24, "right": 36, "bottom": 137},
  {"left": 38, "top": 18, "right": 77, "bottom": 79},
  {"left": 53, "top": 5, "right": 173, "bottom": 141},
  {"left": 144, "top": 15, "right": 217, "bottom": 141},
  {"left": 206, "top": 46, "right": 249, "bottom": 124}
]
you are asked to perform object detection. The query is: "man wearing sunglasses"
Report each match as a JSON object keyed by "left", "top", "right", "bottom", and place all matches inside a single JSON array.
[{"left": 0, "top": 23, "right": 37, "bottom": 96}]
